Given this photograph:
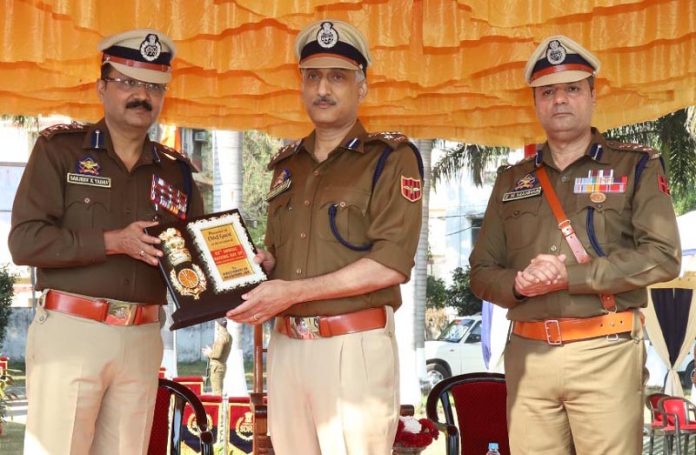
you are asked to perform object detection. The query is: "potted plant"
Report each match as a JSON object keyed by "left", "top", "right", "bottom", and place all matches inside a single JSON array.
[
  {"left": 0, "top": 372, "right": 16, "bottom": 436},
  {"left": 393, "top": 415, "right": 439, "bottom": 454}
]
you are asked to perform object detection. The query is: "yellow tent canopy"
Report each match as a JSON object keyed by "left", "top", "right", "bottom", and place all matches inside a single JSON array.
[{"left": 1, "top": 0, "right": 695, "bottom": 146}]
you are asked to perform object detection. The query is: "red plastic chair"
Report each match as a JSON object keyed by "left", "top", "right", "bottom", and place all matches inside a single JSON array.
[
  {"left": 646, "top": 392, "right": 671, "bottom": 455},
  {"left": 426, "top": 372, "right": 509, "bottom": 455},
  {"left": 0, "top": 356, "right": 8, "bottom": 375},
  {"left": 147, "top": 378, "right": 214, "bottom": 455},
  {"left": 658, "top": 396, "right": 696, "bottom": 455}
]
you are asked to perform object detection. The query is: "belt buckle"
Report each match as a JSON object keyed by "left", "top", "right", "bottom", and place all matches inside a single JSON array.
[
  {"left": 544, "top": 319, "right": 562, "bottom": 345},
  {"left": 105, "top": 301, "right": 136, "bottom": 326},
  {"left": 288, "top": 316, "right": 321, "bottom": 340}
]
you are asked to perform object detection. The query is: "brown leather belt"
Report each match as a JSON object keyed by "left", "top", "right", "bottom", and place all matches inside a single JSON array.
[
  {"left": 512, "top": 310, "right": 636, "bottom": 345},
  {"left": 276, "top": 306, "right": 387, "bottom": 340},
  {"left": 44, "top": 290, "right": 160, "bottom": 326}
]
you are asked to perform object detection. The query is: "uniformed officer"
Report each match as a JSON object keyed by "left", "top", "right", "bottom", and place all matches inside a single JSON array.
[
  {"left": 469, "top": 35, "right": 681, "bottom": 454},
  {"left": 226, "top": 19, "right": 423, "bottom": 455},
  {"left": 202, "top": 318, "right": 232, "bottom": 395},
  {"left": 9, "top": 29, "right": 204, "bottom": 455}
]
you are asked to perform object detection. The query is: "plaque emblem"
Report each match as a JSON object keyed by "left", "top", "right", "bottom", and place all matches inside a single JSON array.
[{"left": 160, "top": 228, "right": 207, "bottom": 299}]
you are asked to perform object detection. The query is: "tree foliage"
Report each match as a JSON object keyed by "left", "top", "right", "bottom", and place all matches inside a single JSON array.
[
  {"left": 445, "top": 267, "right": 482, "bottom": 316},
  {"left": 425, "top": 266, "right": 483, "bottom": 315},
  {"left": 604, "top": 107, "right": 696, "bottom": 214},
  {"left": 426, "top": 275, "right": 447, "bottom": 309},
  {"left": 432, "top": 144, "right": 510, "bottom": 188},
  {"left": 242, "top": 131, "right": 282, "bottom": 246},
  {"left": 0, "top": 267, "right": 15, "bottom": 349}
]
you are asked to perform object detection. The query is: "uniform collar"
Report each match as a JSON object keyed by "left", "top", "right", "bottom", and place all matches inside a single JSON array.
[
  {"left": 535, "top": 127, "right": 610, "bottom": 168},
  {"left": 301, "top": 120, "right": 369, "bottom": 157},
  {"left": 81, "top": 118, "right": 161, "bottom": 167}
]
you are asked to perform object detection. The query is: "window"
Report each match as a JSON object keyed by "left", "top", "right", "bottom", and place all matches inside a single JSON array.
[{"left": 470, "top": 217, "right": 483, "bottom": 247}]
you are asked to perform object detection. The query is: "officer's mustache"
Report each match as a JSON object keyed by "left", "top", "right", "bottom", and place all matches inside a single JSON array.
[
  {"left": 313, "top": 96, "right": 336, "bottom": 106},
  {"left": 126, "top": 99, "right": 153, "bottom": 111}
]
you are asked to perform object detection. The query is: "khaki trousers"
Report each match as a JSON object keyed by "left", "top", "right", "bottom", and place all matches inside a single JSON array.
[
  {"left": 505, "top": 324, "right": 645, "bottom": 455},
  {"left": 24, "top": 306, "right": 163, "bottom": 455},
  {"left": 267, "top": 307, "right": 399, "bottom": 455},
  {"left": 209, "top": 363, "right": 226, "bottom": 395}
]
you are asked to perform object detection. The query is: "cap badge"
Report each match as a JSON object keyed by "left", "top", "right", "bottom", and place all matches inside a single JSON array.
[
  {"left": 140, "top": 34, "right": 162, "bottom": 62},
  {"left": 546, "top": 40, "right": 567, "bottom": 65},
  {"left": 317, "top": 22, "right": 339, "bottom": 49}
]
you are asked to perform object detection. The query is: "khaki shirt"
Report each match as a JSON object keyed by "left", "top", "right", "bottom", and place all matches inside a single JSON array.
[
  {"left": 265, "top": 121, "right": 423, "bottom": 316},
  {"left": 208, "top": 330, "right": 232, "bottom": 367},
  {"left": 470, "top": 129, "right": 681, "bottom": 321},
  {"left": 9, "top": 119, "right": 204, "bottom": 305}
]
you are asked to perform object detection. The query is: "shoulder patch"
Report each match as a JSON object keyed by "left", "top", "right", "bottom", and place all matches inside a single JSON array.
[
  {"left": 606, "top": 140, "right": 659, "bottom": 158},
  {"left": 365, "top": 131, "right": 410, "bottom": 149},
  {"left": 40, "top": 122, "right": 88, "bottom": 140},
  {"left": 267, "top": 140, "right": 300, "bottom": 170}
]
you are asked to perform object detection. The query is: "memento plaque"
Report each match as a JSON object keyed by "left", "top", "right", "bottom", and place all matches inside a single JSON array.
[{"left": 146, "top": 209, "right": 266, "bottom": 329}]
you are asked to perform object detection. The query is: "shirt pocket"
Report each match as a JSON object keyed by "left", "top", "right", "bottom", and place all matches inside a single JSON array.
[
  {"left": 317, "top": 188, "right": 371, "bottom": 246},
  {"left": 267, "top": 192, "right": 293, "bottom": 248},
  {"left": 501, "top": 197, "right": 542, "bottom": 251},
  {"left": 573, "top": 192, "right": 628, "bottom": 246},
  {"left": 63, "top": 186, "right": 111, "bottom": 230}
]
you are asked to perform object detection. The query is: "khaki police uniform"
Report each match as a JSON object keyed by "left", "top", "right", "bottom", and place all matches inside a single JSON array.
[
  {"left": 265, "top": 120, "right": 422, "bottom": 455},
  {"left": 208, "top": 323, "right": 232, "bottom": 395},
  {"left": 470, "top": 36, "right": 681, "bottom": 455},
  {"left": 9, "top": 29, "right": 204, "bottom": 455}
]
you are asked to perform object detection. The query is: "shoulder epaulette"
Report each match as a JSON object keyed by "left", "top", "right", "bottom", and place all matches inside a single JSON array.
[
  {"left": 606, "top": 140, "right": 660, "bottom": 158},
  {"left": 365, "top": 131, "right": 411, "bottom": 149},
  {"left": 155, "top": 143, "right": 192, "bottom": 165},
  {"left": 497, "top": 154, "right": 534, "bottom": 174},
  {"left": 40, "top": 122, "right": 88, "bottom": 140},
  {"left": 267, "top": 140, "right": 300, "bottom": 170}
]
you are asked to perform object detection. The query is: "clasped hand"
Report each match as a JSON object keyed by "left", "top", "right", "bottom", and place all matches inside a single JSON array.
[{"left": 514, "top": 254, "right": 569, "bottom": 298}]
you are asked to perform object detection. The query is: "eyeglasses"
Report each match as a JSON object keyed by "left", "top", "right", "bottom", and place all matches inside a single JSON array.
[{"left": 102, "top": 77, "right": 167, "bottom": 94}]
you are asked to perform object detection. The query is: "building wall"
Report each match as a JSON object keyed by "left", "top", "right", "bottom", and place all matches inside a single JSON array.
[{"left": 428, "top": 144, "right": 522, "bottom": 284}]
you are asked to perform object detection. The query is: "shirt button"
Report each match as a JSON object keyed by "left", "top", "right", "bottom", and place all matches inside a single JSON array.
[
  {"left": 304, "top": 200, "right": 310, "bottom": 206},
  {"left": 561, "top": 175, "right": 569, "bottom": 183},
  {"left": 339, "top": 201, "right": 346, "bottom": 208},
  {"left": 550, "top": 245, "right": 558, "bottom": 252},
  {"left": 300, "top": 233, "right": 306, "bottom": 239},
  {"left": 83, "top": 197, "right": 91, "bottom": 204},
  {"left": 313, "top": 170, "right": 320, "bottom": 176},
  {"left": 295, "top": 268, "right": 302, "bottom": 275}
]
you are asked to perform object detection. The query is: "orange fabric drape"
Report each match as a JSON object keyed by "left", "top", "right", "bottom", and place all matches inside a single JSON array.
[{"left": 0, "top": 0, "right": 694, "bottom": 146}]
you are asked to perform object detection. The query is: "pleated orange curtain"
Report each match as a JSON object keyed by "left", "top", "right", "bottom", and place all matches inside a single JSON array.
[{"left": 0, "top": 0, "right": 694, "bottom": 146}]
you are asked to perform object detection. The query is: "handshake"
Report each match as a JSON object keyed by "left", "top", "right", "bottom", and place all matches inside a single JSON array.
[{"left": 514, "top": 254, "right": 569, "bottom": 298}]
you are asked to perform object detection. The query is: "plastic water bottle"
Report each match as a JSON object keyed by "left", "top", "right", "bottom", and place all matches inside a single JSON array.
[{"left": 486, "top": 442, "right": 501, "bottom": 455}]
